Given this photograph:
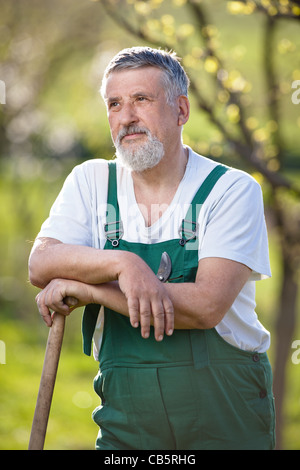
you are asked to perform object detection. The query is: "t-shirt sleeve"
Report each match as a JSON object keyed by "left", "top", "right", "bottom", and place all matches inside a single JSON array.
[
  {"left": 198, "top": 174, "right": 271, "bottom": 280},
  {"left": 37, "top": 164, "right": 93, "bottom": 246}
]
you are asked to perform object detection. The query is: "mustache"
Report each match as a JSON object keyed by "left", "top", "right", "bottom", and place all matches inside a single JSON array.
[{"left": 115, "top": 125, "right": 150, "bottom": 145}]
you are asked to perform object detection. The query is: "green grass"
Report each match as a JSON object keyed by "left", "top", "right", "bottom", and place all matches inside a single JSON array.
[{"left": 0, "top": 310, "right": 100, "bottom": 450}]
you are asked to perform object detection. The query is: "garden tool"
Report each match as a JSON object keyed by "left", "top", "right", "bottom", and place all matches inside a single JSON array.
[
  {"left": 156, "top": 251, "right": 172, "bottom": 282},
  {"left": 28, "top": 295, "right": 77, "bottom": 450}
]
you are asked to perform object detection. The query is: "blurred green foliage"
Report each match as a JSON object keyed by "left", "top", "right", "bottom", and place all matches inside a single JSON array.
[
  {"left": 0, "top": 312, "right": 100, "bottom": 450},
  {"left": 0, "top": 0, "right": 300, "bottom": 450}
]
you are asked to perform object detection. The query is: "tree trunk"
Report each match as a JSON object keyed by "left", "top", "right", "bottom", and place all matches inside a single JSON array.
[{"left": 273, "top": 257, "right": 299, "bottom": 449}]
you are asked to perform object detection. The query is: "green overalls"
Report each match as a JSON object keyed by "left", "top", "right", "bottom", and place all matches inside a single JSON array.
[{"left": 82, "top": 162, "right": 275, "bottom": 450}]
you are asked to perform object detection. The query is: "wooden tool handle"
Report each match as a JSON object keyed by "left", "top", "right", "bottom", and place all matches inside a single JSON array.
[{"left": 28, "top": 313, "right": 66, "bottom": 450}]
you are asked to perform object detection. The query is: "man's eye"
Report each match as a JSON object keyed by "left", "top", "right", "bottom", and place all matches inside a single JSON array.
[{"left": 108, "top": 101, "right": 120, "bottom": 109}]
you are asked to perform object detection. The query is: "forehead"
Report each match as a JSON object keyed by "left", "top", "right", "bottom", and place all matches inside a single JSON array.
[{"left": 104, "top": 66, "right": 165, "bottom": 99}]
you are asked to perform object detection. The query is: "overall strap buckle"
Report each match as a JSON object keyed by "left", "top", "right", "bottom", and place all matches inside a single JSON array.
[
  {"left": 104, "top": 220, "right": 124, "bottom": 247},
  {"left": 178, "top": 218, "right": 199, "bottom": 246}
]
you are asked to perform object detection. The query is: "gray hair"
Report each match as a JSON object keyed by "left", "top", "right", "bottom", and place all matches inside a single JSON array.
[{"left": 100, "top": 46, "right": 190, "bottom": 105}]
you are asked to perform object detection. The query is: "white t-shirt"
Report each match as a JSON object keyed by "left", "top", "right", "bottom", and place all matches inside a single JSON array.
[{"left": 37, "top": 147, "right": 271, "bottom": 354}]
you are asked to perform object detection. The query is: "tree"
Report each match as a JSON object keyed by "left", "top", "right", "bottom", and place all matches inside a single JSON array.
[
  {"left": 0, "top": 0, "right": 114, "bottom": 320},
  {"left": 100, "top": 0, "right": 300, "bottom": 449},
  {"left": 0, "top": 0, "right": 114, "bottom": 166}
]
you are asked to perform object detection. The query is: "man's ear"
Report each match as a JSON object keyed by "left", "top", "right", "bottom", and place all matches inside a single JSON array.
[{"left": 177, "top": 95, "right": 190, "bottom": 126}]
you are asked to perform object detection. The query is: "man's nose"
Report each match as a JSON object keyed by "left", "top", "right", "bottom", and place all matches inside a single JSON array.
[{"left": 119, "top": 102, "right": 139, "bottom": 126}]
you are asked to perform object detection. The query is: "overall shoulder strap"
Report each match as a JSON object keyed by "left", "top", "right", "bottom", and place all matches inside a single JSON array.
[
  {"left": 106, "top": 161, "right": 118, "bottom": 218},
  {"left": 105, "top": 161, "right": 123, "bottom": 247},
  {"left": 192, "top": 164, "right": 229, "bottom": 205},
  {"left": 180, "top": 164, "right": 229, "bottom": 245}
]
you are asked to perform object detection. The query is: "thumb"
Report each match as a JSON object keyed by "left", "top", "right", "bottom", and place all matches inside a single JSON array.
[{"left": 64, "top": 296, "right": 78, "bottom": 308}]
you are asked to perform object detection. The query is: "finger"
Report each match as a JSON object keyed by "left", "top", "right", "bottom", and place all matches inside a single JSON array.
[
  {"left": 151, "top": 301, "right": 165, "bottom": 342},
  {"left": 127, "top": 296, "right": 140, "bottom": 329},
  {"left": 35, "top": 293, "right": 53, "bottom": 327},
  {"left": 63, "top": 296, "right": 79, "bottom": 313},
  {"left": 163, "top": 297, "right": 174, "bottom": 336},
  {"left": 37, "top": 289, "right": 70, "bottom": 322},
  {"left": 47, "top": 292, "right": 70, "bottom": 316},
  {"left": 139, "top": 298, "right": 152, "bottom": 339},
  {"left": 45, "top": 284, "right": 76, "bottom": 315},
  {"left": 64, "top": 296, "right": 78, "bottom": 308}
]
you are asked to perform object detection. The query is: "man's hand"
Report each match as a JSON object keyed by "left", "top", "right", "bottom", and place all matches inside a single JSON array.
[
  {"left": 35, "top": 279, "right": 93, "bottom": 327},
  {"left": 117, "top": 255, "right": 174, "bottom": 342}
]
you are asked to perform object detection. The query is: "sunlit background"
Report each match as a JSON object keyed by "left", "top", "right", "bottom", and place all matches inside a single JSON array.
[{"left": 0, "top": 0, "right": 300, "bottom": 450}]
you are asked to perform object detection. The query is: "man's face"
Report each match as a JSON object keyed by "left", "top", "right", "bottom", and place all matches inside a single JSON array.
[{"left": 104, "top": 67, "right": 180, "bottom": 172}]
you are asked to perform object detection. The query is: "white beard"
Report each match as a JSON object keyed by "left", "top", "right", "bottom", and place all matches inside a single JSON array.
[{"left": 114, "top": 126, "right": 164, "bottom": 172}]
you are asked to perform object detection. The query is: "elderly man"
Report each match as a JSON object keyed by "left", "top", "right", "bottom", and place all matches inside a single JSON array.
[{"left": 29, "top": 47, "right": 275, "bottom": 450}]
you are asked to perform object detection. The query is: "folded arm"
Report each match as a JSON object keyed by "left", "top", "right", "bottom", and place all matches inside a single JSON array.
[
  {"left": 31, "top": 237, "right": 251, "bottom": 340},
  {"left": 29, "top": 237, "right": 174, "bottom": 341},
  {"left": 29, "top": 237, "right": 128, "bottom": 288},
  {"left": 57, "top": 256, "right": 250, "bottom": 330}
]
